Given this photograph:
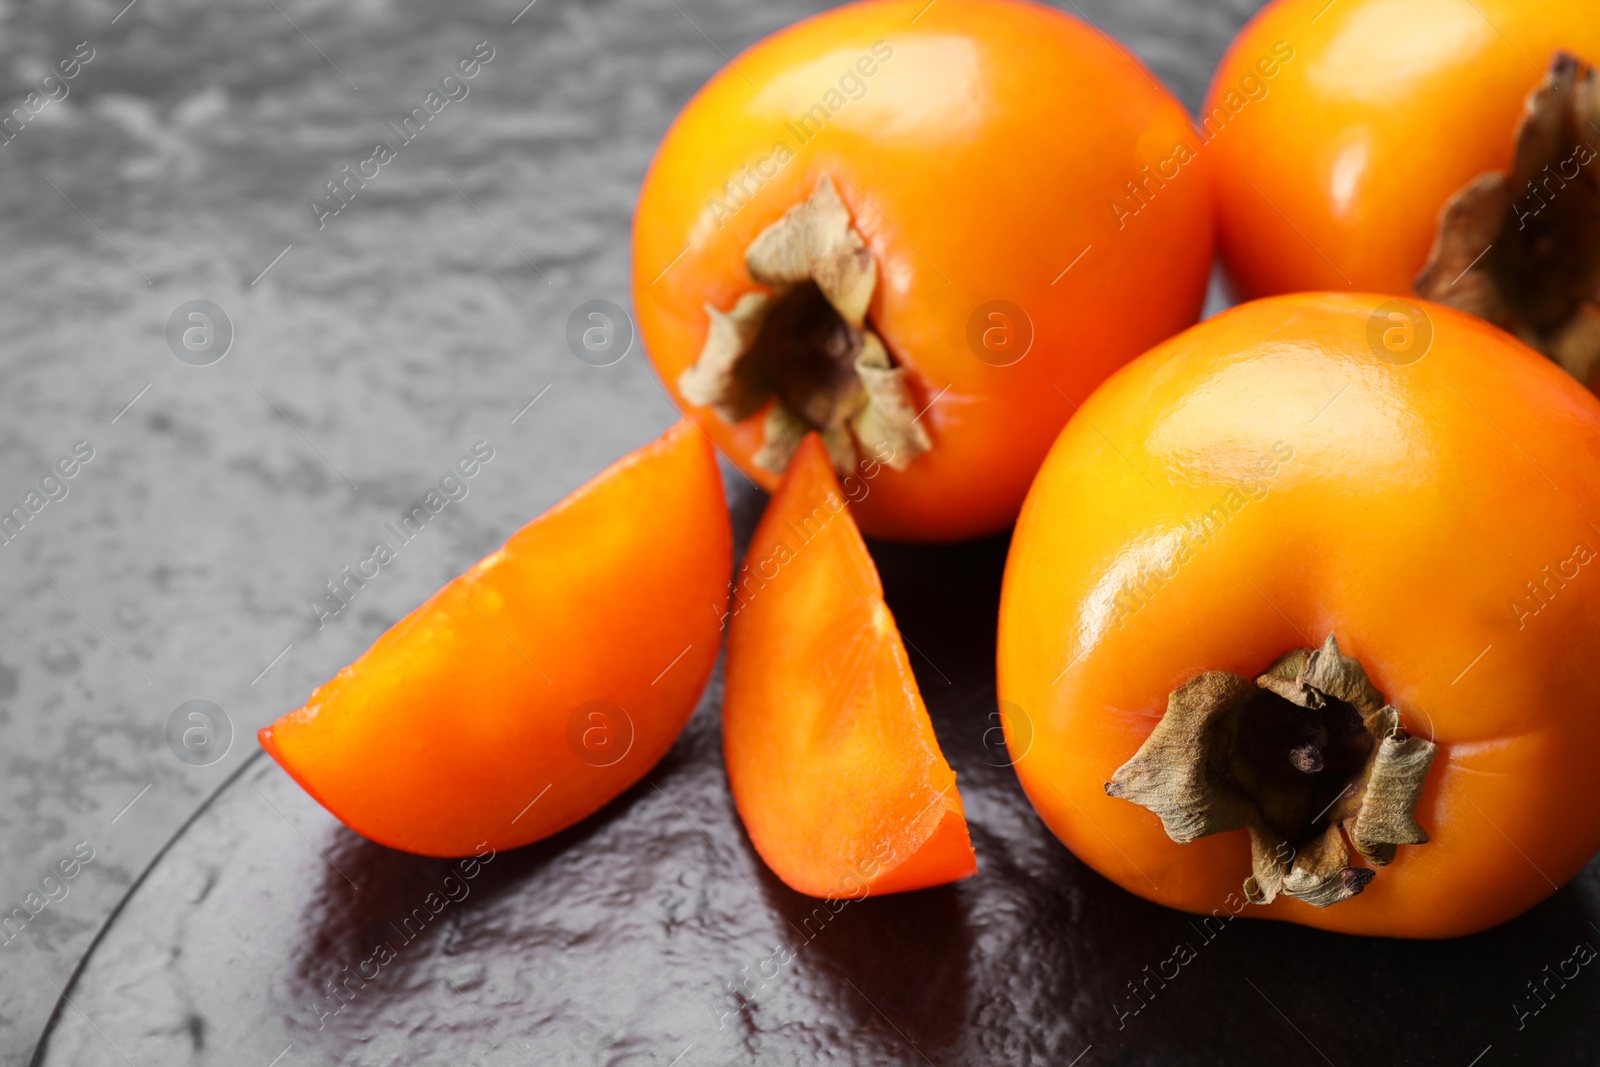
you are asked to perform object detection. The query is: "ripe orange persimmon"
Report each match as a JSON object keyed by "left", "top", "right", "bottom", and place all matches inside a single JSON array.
[
  {"left": 260, "top": 422, "right": 731, "bottom": 857},
  {"left": 722, "top": 433, "right": 976, "bottom": 897},
  {"left": 633, "top": 0, "right": 1212, "bottom": 542},
  {"left": 1208, "top": 0, "right": 1600, "bottom": 382},
  {"left": 998, "top": 292, "right": 1600, "bottom": 937}
]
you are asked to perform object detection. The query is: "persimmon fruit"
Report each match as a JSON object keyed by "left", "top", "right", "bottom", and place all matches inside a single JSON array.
[
  {"left": 260, "top": 421, "right": 732, "bottom": 857},
  {"left": 1208, "top": 0, "right": 1600, "bottom": 384},
  {"left": 722, "top": 433, "right": 976, "bottom": 898},
  {"left": 633, "top": 0, "right": 1213, "bottom": 542},
  {"left": 998, "top": 291, "right": 1600, "bottom": 937}
]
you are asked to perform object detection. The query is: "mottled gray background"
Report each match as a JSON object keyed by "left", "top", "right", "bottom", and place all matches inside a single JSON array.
[{"left": 0, "top": 0, "right": 1263, "bottom": 1061}]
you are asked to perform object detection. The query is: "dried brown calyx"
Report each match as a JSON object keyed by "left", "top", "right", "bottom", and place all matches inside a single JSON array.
[
  {"left": 678, "top": 176, "right": 930, "bottom": 476},
  {"left": 1417, "top": 52, "right": 1600, "bottom": 384},
  {"left": 1105, "top": 635, "right": 1438, "bottom": 908}
]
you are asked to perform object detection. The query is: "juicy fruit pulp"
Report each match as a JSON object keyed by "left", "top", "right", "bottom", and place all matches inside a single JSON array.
[
  {"left": 722, "top": 433, "right": 976, "bottom": 897},
  {"left": 260, "top": 422, "right": 732, "bottom": 857}
]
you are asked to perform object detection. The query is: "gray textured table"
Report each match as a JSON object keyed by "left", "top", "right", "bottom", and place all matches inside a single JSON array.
[{"left": 0, "top": 0, "right": 1314, "bottom": 1062}]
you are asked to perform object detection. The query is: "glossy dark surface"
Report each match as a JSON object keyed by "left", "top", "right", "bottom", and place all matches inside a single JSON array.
[{"left": 30, "top": 518, "right": 1600, "bottom": 1065}]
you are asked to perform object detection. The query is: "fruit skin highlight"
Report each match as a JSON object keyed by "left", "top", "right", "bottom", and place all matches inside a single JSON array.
[
  {"left": 260, "top": 421, "right": 732, "bottom": 858},
  {"left": 1207, "top": 0, "right": 1600, "bottom": 303},
  {"left": 998, "top": 291, "right": 1600, "bottom": 937},
  {"left": 634, "top": 0, "right": 1213, "bottom": 542},
  {"left": 722, "top": 433, "right": 976, "bottom": 898}
]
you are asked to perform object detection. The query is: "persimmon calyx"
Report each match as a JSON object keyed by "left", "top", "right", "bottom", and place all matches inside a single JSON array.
[
  {"left": 1104, "top": 635, "right": 1438, "bottom": 909},
  {"left": 1416, "top": 52, "right": 1600, "bottom": 384},
  {"left": 677, "top": 175, "right": 931, "bottom": 476}
]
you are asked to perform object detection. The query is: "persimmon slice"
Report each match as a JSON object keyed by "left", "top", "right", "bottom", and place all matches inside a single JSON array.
[
  {"left": 722, "top": 433, "right": 976, "bottom": 898},
  {"left": 259, "top": 421, "right": 732, "bottom": 857}
]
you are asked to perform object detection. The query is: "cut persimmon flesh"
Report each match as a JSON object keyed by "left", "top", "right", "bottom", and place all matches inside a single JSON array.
[
  {"left": 722, "top": 433, "right": 976, "bottom": 898},
  {"left": 260, "top": 421, "right": 732, "bottom": 857}
]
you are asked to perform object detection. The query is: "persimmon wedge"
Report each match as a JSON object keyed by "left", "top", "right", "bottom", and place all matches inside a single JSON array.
[
  {"left": 722, "top": 433, "right": 975, "bottom": 898},
  {"left": 260, "top": 421, "right": 732, "bottom": 857}
]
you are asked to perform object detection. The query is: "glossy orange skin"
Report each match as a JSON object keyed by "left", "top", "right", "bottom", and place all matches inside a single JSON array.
[
  {"left": 1208, "top": 0, "right": 1600, "bottom": 301},
  {"left": 260, "top": 422, "right": 731, "bottom": 857},
  {"left": 998, "top": 293, "right": 1600, "bottom": 937},
  {"left": 723, "top": 434, "right": 976, "bottom": 897},
  {"left": 634, "top": 0, "right": 1212, "bottom": 542}
]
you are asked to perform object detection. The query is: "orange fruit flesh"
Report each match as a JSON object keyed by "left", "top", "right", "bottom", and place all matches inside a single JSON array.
[
  {"left": 722, "top": 433, "right": 976, "bottom": 898},
  {"left": 260, "top": 421, "right": 732, "bottom": 857}
]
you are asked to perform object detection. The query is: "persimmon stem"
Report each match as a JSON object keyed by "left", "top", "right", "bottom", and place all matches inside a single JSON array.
[
  {"left": 677, "top": 176, "right": 930, "bottom": 476},
  {"left": 1105, "top": 635, "right": 1438, "bottom": 909},
  {"left": 1416, "top": 52, "right": 1600, "bottom": 384}
]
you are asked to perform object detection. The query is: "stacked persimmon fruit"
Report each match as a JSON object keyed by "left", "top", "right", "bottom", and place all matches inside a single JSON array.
[{"left": 263, "top": 0, "right": 1600, "bottom": 938}]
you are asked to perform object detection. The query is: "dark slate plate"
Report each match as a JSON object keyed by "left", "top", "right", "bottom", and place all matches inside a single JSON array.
[{"left": 29, "top": 501, "right": 1600, "bottom": 1066}]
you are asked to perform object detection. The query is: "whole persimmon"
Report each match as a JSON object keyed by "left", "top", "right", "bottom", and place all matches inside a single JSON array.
[
  {"left": 1207, "top": 0, "right": 1600, "bottom": 383},
  {"left": 633, "top": 0, "right": 1212, "bottom": 541},
  {"left": 997, "top": 291, "right": 1600, "bottom": 937}
]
